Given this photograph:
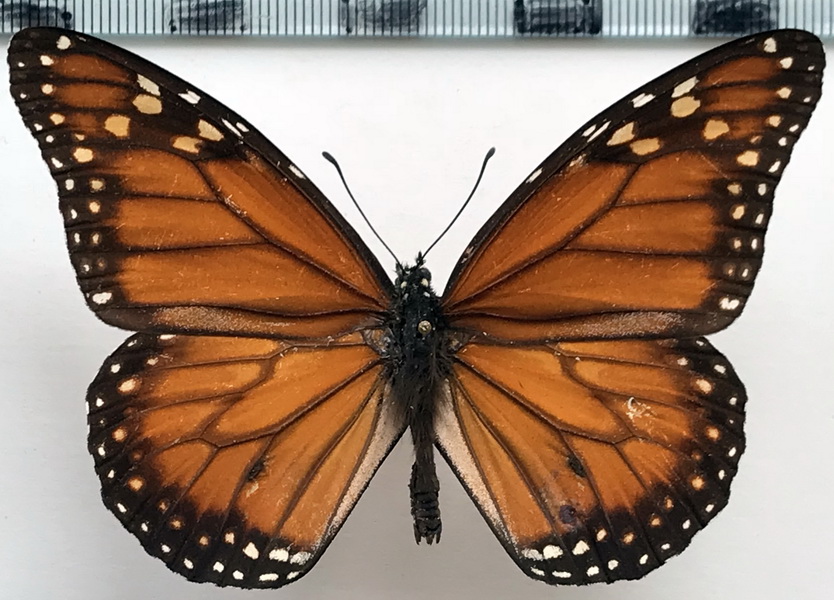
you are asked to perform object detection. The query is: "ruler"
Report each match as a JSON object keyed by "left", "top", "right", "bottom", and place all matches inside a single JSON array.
[{"left": 1, "top": 0, "right": 833, "bottom": 37}]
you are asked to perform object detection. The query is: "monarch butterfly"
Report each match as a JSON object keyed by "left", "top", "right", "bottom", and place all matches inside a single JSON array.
[{"left": 8, "top": 27, "right": 824, "bottom": 588}]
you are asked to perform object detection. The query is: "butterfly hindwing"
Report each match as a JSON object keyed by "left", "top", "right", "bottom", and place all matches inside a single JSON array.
[
  {"left": 88, "top": 332, "right": 406, "bottom": 588},
  {"left": 443, "top": 30, "right": 824, "bottom": 343},
  {"left": 8, "top": 27, "right": 392, "bottom": 340},
  {"left": 435, "top": 337, "right": 745, "bottom": 584}
]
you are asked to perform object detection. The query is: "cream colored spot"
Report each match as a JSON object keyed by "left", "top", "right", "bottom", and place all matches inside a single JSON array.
[
  {"left": 259, "top": 573, "right": 279, "bottom": 582},
  {"left": 56, "top": 35, "right": 71, "bottom": 50},
  {"left": 146, "top": 357, "right": 159, "bottom": 366},
  {"left": 269, "top": 548, "right": 289, "bottom": 561},
  {"left": 769, "top": 160, "right": 782, "bottom": 173},
  {"left": 179, "top": 90, "right": 201, "bottom": 104},
  {"left": 703, "top": 118, "right": 729, "bottom": 140},
  {"left": 118, "top": 377, "right": 139, "bottom": 394},
  {"left": 290, "top": 551, "right": 311, "bottom": 565},
  {"left": 587, "top": 566, "right": 600, "bottom": 577},
  {"left": 639, "top": 554, "right": 649, "bottom": 565},
  {"left": 665, "top": 497, "right": 674, "bottom": 510},
  {"left": 672, "top": 76, "right": 698, "bottom": 98},
  {"left": 632, "top": 92, "right": 655, "bottom": 107},
  {"left": 289, "top": 164, "right": 306, "bottom": 179},
  {"left": 40, "top": 55, "right": 54, "bottom": 66},
  {"left": 542, "top": 544, "right": 562, "bottom": 559},
  {"left": 729, "top": 446, "right": 738, "bottom": 457},
  {"left": 758, "top": 183, "right": 767, "bottom": 196},
  {"left": 630, "top": 138, "right": 661, "bottom": 156},
  {"left": 213, "top": 562, "right": 224, "bottom": 573},
  {"left": 755, "top": 213, "right": 765, "bottom": 226},
  {"left": 695, "top": 378, "right": 713, "bottom": 393},
  {"left": 751, "top": 237, "right": 760, "bottom": 251},
  {"left": 789, "top": 124, "right": 800, "bottom": 133},
  {"left": 243, "top": 542, "right": 260, "bottom": 559},
  {"left": 731, "top": 237, "right": 743, "bottom": 250},
  {"left": 158, "top": 500, "right": 170, "bottom": 512},
  {"left": 691, "top": 476, "right": 705, "bottom": 490},
  {"left": 41, "top": 83, "right": 55, "bottom": 95},
  {"left": 719, "top": 469, "right": 726, "bottom": 480},
  {"left": 778, "top": 137, "right": 788, "bottom": 147},
  {"left": 104, "top": 114, "right": 130, "bottom": 138},
  {"left": 587, "top": 120, "right": 610, "bottom": 142},
  {"left": 683, "top": 519, "right": 691, "bottom": 530},
  {"left": 50, "top": 157, "right": 63, "bottom": 169},
  {"left": 133, "top": 94, "right": 162, "bottom": 114},
  {"left": 650, "top": 516, "right": 662, "bottom": 527},
  {"left": 724, "top": 263, "right": 736, "bottom": 277},
  {"left": 127, "top": 477, "right": 144, "bottom": 491},
  {"left": 198, "top": 119, "right": 224, "bottom": 141},
  {"left": 50, "top": 113, "right": 65, "bottom": 125},
  {"left": 64, "top": 179, "right": 75, "bottom": 191},
  {"left": 720, "top": 297, "right": 741, "bottom": 311},
  {"left": 623, "top": 532, "right": 635, "bottom": 544},
  {"left": 776, "top": 87, "right": 792, "bottom": 99},
  {"left": 521, "top": 548, "right": 543, "bottom": 560},
  {"left": 112, "top": 427, "right": 127, "bottom": 442},
  {"left": 45, "top": 135, "right": 54, "bottom": 143},
  {"left": 91, "top": 179, "right": 105, "bottom": 192},
  {"left": 91, "top": 291, "right": 112, "bottom": 305},
  {"left": 183, "top": 559, "right": 194, "bottom": 569},
  {"left": 705, "top": 503, "right": 715, "bottom": 513},
  {"left": 553, "top": 571, "right": 571, "bottom": 579},
  {"left": 73, "top": 133, "right": 86, "bottom": 141},
  {"left": 736, "top": 150, "right": 759, "bottom": 167},
  {"left": 169, "top": 518, "right": 183, "bottom": 530},
  {"left": 780, "top": 57, "right": 794, "bottom": 69},
  {"left": 596, "top": 529, "right": 607, "bottom": 542},
  {"left": 671, "top": 96, "right": 700, "bottom": 118},
  {"left": 173, "top": 136, "right": 201, "bottom": 154},
  {"left": 137, "top": 74, "right": 160, "bottom": 96},
  {"left": 224, "top": 531, "right": 235, "bottom": 544},
  {"left": 731, "top": 205, "right": 745, "bottom": 220},
  {"left": 526, "top": 168, "right": 543, "bottom": 183},
  {"left": 706, "top": 426, "right": 721, "bottom": 441},
  {"left": 73, "top": 147, "right": 94, "bottom": 163},
  {"left": 607, "top": 122, "right": 636, "bottom": 146},
  {"left": 116, "top": 503, "right": 127, "bottom": 513},
  {"left": 232, "top": 570, "right": 244, "bottom": 580},
  {"left": 763, "top": 37, "right": 777, "bottom": 53},
  {"left": 608, "top": 559, "right": 619, "bottom": 570},
  {"left": 572, "top": 540, "right": 590, "bottom": 555},
  {"left": 727, "top": 183, "right": 742, "bottom": 196},
  {"left": 140, "top": 522, "right": 149, "bottom": 532},
  {"left": 767, "top": 115, "right": 782, "bottom": 127},
  {"left": 714, "top": 364, "right": 727, "bottom": 374}
]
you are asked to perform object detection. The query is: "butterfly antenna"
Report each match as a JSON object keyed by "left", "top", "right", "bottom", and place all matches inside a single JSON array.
[
  {"left": 322, "top": 151, "right": 400, "bottom": 265},
  {"left": 423, "top": 147, "right": 496, "bottom": 258}
]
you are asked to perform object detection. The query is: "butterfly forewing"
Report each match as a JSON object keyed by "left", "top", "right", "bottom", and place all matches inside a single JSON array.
[
  {"left": 88, "top": 332, "right": 406, "bottom": 588},
  {"left": 436, "top": 337, "right": 745, "bottom": 584},
  {"left": 442, "top": 30, "right": 824, "bottom": 343},
  {"left": 8, "top": 28, "right": 392, "bottom": 340}
]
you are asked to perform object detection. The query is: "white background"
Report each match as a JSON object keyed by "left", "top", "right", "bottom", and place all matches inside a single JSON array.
[{"left": 0, "top": 32, "right": 832, "bottom": 600}]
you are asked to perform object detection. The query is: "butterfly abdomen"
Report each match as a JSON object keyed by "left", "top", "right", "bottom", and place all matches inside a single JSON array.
[{"left": 387, "top": 261, "right": 450, "bottom": 544}]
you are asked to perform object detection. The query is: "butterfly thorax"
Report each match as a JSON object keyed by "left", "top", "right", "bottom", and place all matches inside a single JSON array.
[{"left": 387, "top": 258, "right": 451, "bottom": 545}]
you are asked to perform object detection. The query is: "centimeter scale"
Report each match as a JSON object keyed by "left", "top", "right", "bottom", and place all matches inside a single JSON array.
[{"left": 1, "top": 0, "right": 833, "bottom": 38}]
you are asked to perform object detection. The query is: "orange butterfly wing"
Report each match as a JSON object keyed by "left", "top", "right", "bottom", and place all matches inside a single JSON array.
[
  {"left": 9, "top": 28, "right": 405, "bottom": 588},
  {"left": 437, "top": 30, "right": 823, "bottom": 584},
  {"left": 444, "top": 30, "right": 823, "bottom": 342},
  {"left": 9, "top": 28, "right": 391, "bottom": 340},
  {"left": 88, "top": 332, "right": 402, "bottom": 587}
]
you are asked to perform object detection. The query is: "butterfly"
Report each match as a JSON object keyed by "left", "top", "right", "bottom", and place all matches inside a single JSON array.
[{"left": 8, "top": 27, "right": 824, "bottom": 588}]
